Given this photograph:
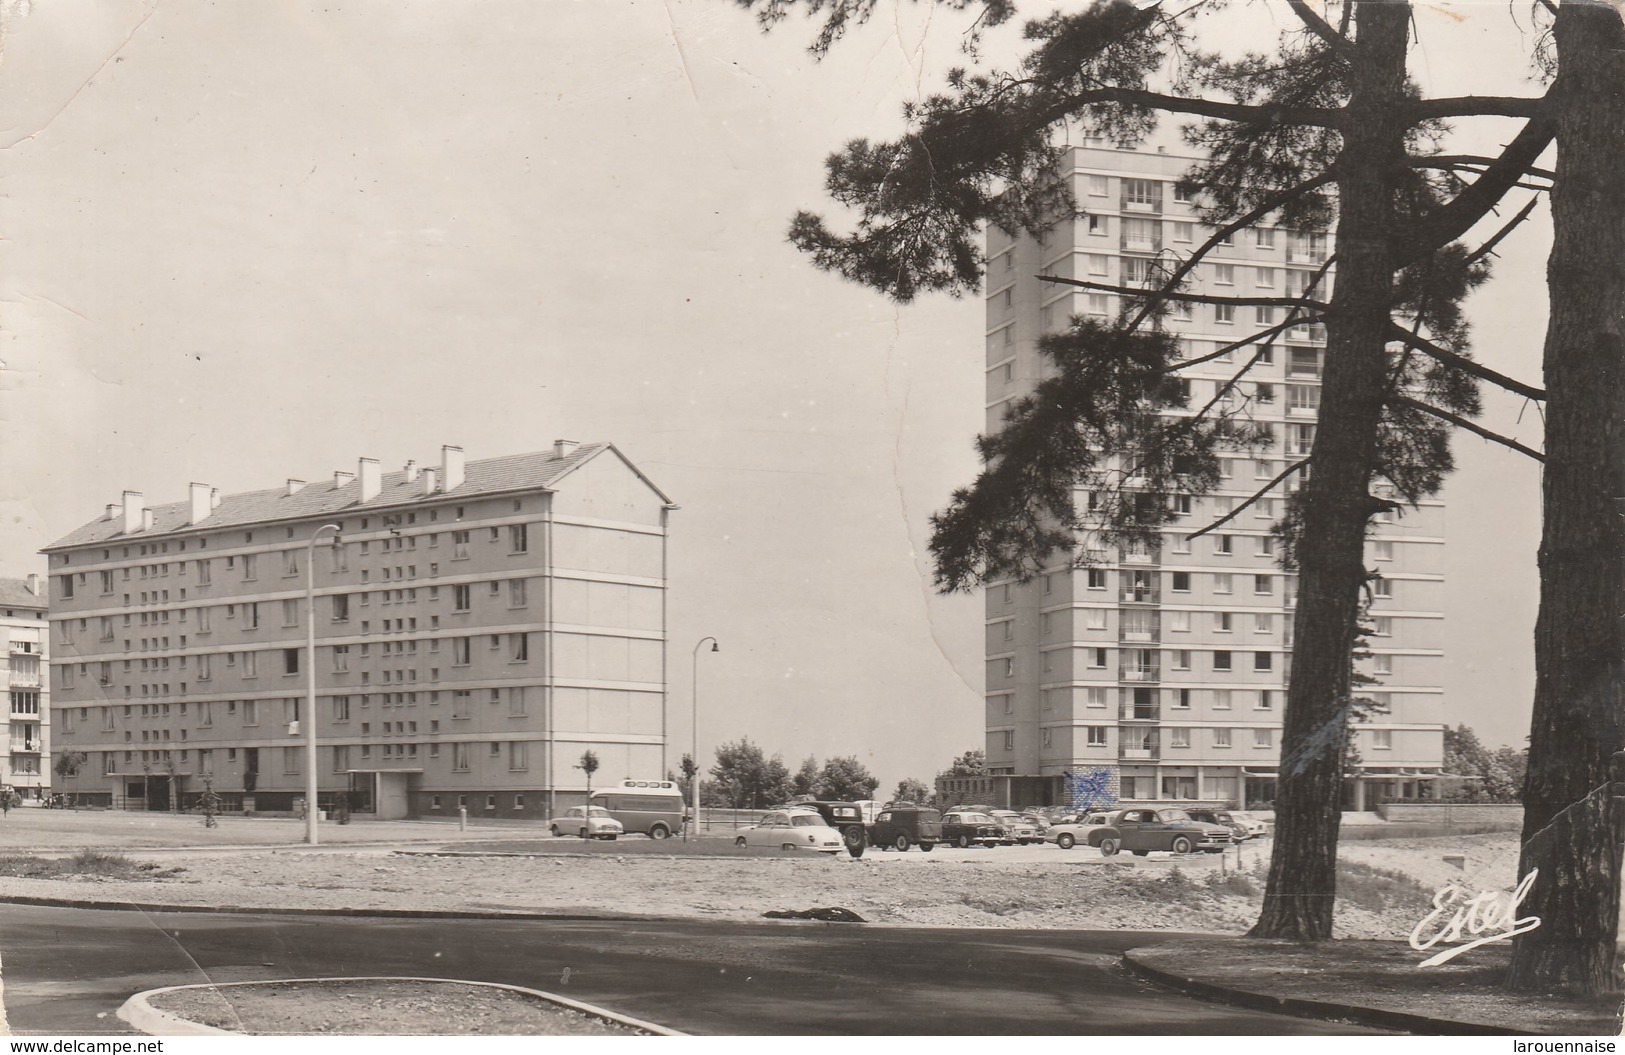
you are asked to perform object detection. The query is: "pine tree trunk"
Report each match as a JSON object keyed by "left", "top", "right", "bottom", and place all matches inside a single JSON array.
[
  {"left": 1248, "top": 0, "right": 1410, "bottom": 942},
  {"left": 1506, "top": 0, "right": 1625, "bottom": 998}
]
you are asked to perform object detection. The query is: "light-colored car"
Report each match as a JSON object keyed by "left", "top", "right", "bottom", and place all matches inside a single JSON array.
[
  {"left": 990, "top": 810, "right": 1043, "bottom": 845},
  {"left": 1046, "top": 811, "right": 1113, "bottom": 849},
  {"left": 734, "top": 808, "right": 846, "bottom": 853},
  {"left": 550, "top": 805, "right": 624, "bottom": 840},
  {"left": 1228, "top": 810, "right": 1271, "bottom": 839}
]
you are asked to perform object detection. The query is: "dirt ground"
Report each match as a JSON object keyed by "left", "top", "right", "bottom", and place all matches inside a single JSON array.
[{"left": 0, "top": 808, "right": 1527, "bottom": 940}]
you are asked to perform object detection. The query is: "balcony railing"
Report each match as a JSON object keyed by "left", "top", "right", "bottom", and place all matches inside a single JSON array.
[
  {"left": 1120, "top": 588, "right": 1161, "bottom": 605},
  {"left": 1121, "top": 747, "right": 1159, "bottom": 760},
  {"left": 1119, "top": 707, "right": 1161, "bottom": 722},
  {"left": 1120, "top": 667, "right": 1161, "bottom": 683},
  {"left": 1120, "top": 629, "right": 1158, "bottom": 643},
  {"left": 8, "top": 643, "right": 38, "bottom": 655},
  {"left": 10, "top": 740, "right": 41, "bottom": 753},
  {"left": 7, "top": 672, "right": 40, "bottom": 688}
]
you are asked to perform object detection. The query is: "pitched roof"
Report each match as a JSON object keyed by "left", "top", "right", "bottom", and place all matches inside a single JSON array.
[
  {"left": 0, "top": 579, "right": 46, "bottom": 610},
  {"left": 45, "top": 444, "right": 671, "bottom": 552}
]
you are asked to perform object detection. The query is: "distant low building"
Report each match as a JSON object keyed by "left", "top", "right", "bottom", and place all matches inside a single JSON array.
[
  {"left": 44, "top": 442, "right": 673, "bottom": 818},
  {"left": 0, "top": 575, "right": 49, "bottom": 801}
]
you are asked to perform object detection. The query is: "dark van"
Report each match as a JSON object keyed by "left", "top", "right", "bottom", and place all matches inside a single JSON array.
[{"left": 869, "top": 806, "right": 941, "bottom": 852}]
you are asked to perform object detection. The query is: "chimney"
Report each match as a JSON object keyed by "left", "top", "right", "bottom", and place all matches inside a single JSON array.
[
  {"left": 26, "top": 573, "right": 40, "bottom": 596},
  {"left": 210, "top": 487, "right": 222, "bottom": 510},
  {"left": 188, "top": 483, "right": 213, "bottom": 525},
  {"left": 441, "top": 445, "right": 464, "bottom": 491},
  {"left": 421, "top": 467, "right": 438, "bottom": 495},
  {"left": 141, "top": 508, "right": 154, "bottom": 531},
  {"left": 359, "top": 457, "right": 382, "bottom": 502},
  {"left": 404, "top": 460, "right": 418, "bottom": 483},
  {"left": 105, "top": 504, "right": 119, "bottom": 521},
  {"left": 333, "top": 470, "right": 354, "bottom": 490},
  {"left": 121, "top": 491, "right": 143, "bottom": 534},
  {"left": 286, "top": 479, "right": 306, "bottom": 496},
  {"left": 553, "top": 439, "right": 579, "bottom": 459}
]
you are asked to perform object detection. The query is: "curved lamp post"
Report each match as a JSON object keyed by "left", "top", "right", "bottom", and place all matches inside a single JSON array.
[
  {"left": 689, "top": 636, "right": 719, "bottom": 841},
  {"left": 304, "top": 523, "right": 342, "bottom": 844}
]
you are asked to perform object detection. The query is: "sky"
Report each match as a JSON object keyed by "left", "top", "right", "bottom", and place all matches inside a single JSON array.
[{"left": 0, "top": 0, "right": 1552, "bottom": 793}]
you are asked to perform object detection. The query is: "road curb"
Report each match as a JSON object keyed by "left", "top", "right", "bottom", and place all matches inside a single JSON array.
[
  {"left": 117, "top": 976, "right": 684, "bottom": 1036},
  {"left": 1121, "top": 947, "right": 1538, "bottom": 1036}
]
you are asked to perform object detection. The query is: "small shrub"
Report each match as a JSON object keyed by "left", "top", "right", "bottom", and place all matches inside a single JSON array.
[
  {"left": 1205, "top": 870, "right": 1259, "bottom": 897},
  {"left": 1336, "top": 859, "right": 1432, "bottom": 915}
]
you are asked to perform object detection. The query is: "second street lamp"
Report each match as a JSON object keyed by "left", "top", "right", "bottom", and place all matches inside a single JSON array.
[{"left": 689, "top": 636, "right": 718, "bottom": 841}]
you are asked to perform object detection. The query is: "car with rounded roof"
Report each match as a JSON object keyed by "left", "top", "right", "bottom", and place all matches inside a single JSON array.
[
  {"left": 989, "top": 810, "right": 1043, "bottom": 845},
  {"left": 1045, "top": 811, "right": 1114, "bottom": 850},
  {"left": 734, "top": 808, "right": 846, "bottom": 853},
  {"left": 549, "top": 805, "right": 624, "bottom": 840},
  {"left": 938, "top": 810, "right": 1007, "bottom": 848},
  {"left": 1094, "top": 807, "right": 1232, "bottom": 857},
  {"left": 1185, "top": 807, "right": 1267, "bottom": 842}
]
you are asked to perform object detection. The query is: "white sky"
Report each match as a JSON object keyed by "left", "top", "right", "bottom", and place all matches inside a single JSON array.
[{"left": 0, "top": 0, "right": 1551, "bottom": 790}]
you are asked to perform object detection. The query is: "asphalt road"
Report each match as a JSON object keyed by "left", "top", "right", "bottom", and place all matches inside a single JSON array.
[{"left": 0, "top": 903, "right": 1386, "bottom": 1036}]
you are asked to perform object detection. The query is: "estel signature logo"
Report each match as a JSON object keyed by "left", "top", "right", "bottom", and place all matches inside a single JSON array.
[{"left": 1408, "top": 869, "right": 1541, "bottom": 968}]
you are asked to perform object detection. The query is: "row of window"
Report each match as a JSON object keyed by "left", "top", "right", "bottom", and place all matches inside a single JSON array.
[
  {"left": 1001, "top": 611, "right": 1397, "bottom": 636},
  {"left": 1007, "top": 724, "right": 1394, "bottom": 751},
  {"left": 55, "top": 521, "right": 530, "bottom": 600},
  {"left": 92, "top": 737, "right": 533, "bottom": 776},
  {"left": 61, "top": 687, "right": 534, "bottom": 732}
]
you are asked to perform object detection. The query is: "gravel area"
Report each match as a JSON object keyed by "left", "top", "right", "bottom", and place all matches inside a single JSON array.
[
  {"left": 0, "top": 832, "right": 1525, "bottom": 938},
  {"left": 148, "top": 979, "right": 641, "bottom": 1035}
]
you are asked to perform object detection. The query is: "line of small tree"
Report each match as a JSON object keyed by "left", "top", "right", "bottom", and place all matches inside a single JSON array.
[{"left": 688, "top": 737, "right": 882, "bottom": 809}]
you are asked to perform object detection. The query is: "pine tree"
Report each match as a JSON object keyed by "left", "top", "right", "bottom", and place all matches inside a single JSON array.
[
  {"left": 742, "top": 0, "right": 1552, "bottom": 943},
  {"left": 1507, "top": 0, "right": 1625, "bottom": 997}
]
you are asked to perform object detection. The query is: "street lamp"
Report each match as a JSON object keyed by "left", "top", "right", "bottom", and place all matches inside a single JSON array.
[
  {"left": 689, "top": 636, "right": 718, "bottom": 841},
  {"left": 304, "top": 523, "right": 342, "bottom": 845}
]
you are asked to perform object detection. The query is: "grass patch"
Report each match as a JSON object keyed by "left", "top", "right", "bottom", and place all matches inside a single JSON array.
[
  {"left": 1335, "top": 859, "right": 1433, "bottom": 916},
  {"left": 0, "top": 849, "right": 184, "bottom": 880}
]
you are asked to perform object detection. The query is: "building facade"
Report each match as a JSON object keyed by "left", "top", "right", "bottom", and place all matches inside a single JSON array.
[
  {"left": 44, "top": 442, "right": 671, "bottom": 819},
  {"left": 981, "top": 144, "right": 1446, "bottom": 812},
  {"left": 0, "top": 576, "right": 49, "bottom": 801}
]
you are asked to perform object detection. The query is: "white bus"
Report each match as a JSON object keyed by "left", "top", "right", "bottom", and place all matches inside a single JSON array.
[{"left": 588, "top": 779, "right": 686, "bottom": 840}]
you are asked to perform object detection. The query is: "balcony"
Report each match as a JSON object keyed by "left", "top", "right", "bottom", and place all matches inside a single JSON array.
[
  {"left": 7, "top": 671, "right": 39, "bottom": 689},
  {"left": 1120, "top": 629, "right": 1159, "bottom": 643},
  {"left": 1120, "top": 588, "right": 1161, "bottom": 605},
  {"left": 1119, "top": 706, "right": 1161, "bottom": 722},
  {"left": 1120, "top": 666, "right": 1161, "bottom": 683},
  {"left": 10, "top": 740, "right": 41, "bottom": 754},
  {"left": 1121, "top": 746, "right": 1160, "bottom": 760},
  {"left": 8, "top": 643, "right": 38, "bottom": 655}
]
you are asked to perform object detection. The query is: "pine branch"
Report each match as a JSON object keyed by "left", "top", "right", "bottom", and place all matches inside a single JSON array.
[
  {"left": 1463, "top": 196, "right": 1541, "bottom": 268},
  {"left": 1039, "top": 275, "right": 1328, "bottom": 310},
  {"left": 1286, "top": 0, "right": 1356, "bottom": 58},
  {"left": 1395, "top": 118, "right": 1557, "bottom": 266},
  {"left": 1386, "top": 323, "right": 1547, "bottom": 401},
  {"left": 1411, "top": 155, "right": 1556, "bottom": 181},
  {"left": 1396, "top": 397, "right": 1545, "bottom": 462},
  {"left": 1409, "top": 96, "right": 1551, "bottom": 120},
  {"left": 1186, "top": 459, "right": 1312, "bottom": 541}
]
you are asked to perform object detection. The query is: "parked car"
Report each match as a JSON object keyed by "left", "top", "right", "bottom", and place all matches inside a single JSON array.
[
  {"left": 1045, "top": 811, "right": 1113, "bottom": 850},
  {"left": 1185, "top": 808, "right": 1267, "bottom": 842},
  {"left": 989, "top": 810, "right": 1043, "bottom": 845},
  {"left": 1094, "top": 808, "right": 1232, "bottom": 857},
  {"left": 734, "top": 808, "right": 846, "bottom": 853},
  {"left": 1228, "top": 810, "right": 1271, "bottom": 839},
  {"left": 549, "top": 805, "right": 624, "bottom": 840},
  {"left": 869, "top": 806, "right": 941, "bottom": 852},
  {"left": 791, "top": 800, "right": 871, "bottom": 857},
  {"left": 939, "top": 810, "right": 1007, "bottom": 848}
]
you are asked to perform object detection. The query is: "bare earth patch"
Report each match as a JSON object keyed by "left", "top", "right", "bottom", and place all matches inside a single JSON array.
[{"left": 147, "top": 979, "right": 640, "bottom": 1035}]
